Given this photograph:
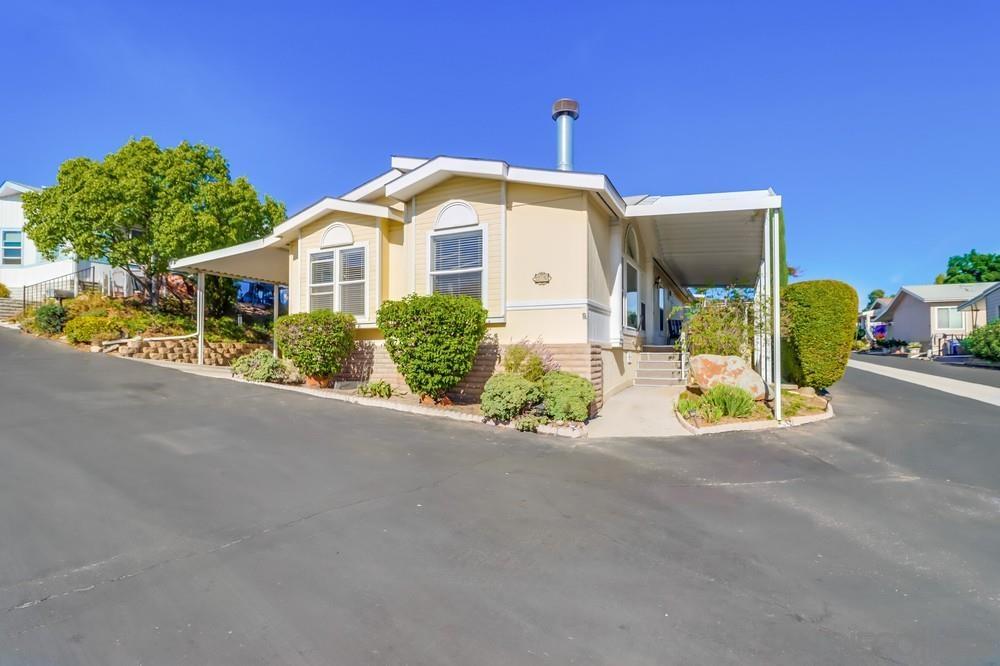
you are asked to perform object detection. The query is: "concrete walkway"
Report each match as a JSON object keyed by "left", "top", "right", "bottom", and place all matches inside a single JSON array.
[
  {"left": 587, "top": 385, "right": 690, "bottom": 438},
  {"left": 848, "top": 358, "right": 1000, "bottom": 407}
]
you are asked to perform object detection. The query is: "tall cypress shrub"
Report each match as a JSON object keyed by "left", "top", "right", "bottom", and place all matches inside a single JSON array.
[{"left": 783, "top": 280, "right": 857, "bottom": 389}]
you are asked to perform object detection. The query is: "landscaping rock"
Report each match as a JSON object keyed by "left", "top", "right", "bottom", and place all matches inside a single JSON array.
[
  {"left": 797, "top": 386, "right": 817, "bottom": 397},
  {"left": 689, "top": 354, "right": 767, "bottom": 400}
]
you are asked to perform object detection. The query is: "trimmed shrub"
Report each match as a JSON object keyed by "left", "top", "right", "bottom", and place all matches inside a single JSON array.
[
  {"left": 357, "top": 380, "right": 394, "bottom": 399},
  {"left": 274, "top": 310, "right": 356, "bottom": 380},
  {"left": 0, "top": 282, "right": 9, "bottom": 299},
  {"left": 34, "top": 303, "right": 69, "bottom": 334},
  {"left": 701, "top": 384, "right": 754, "bottom": 418},
  {"left": 377, "top": 294, "right": 487, "bottom": 401},
  {"left": 540, "top": 371, "right": 595, "bottom": 422},
  {"left": 481, "top": 373, "right": 542, "bottom": 421},
  {"left": 783, "top": 280, "right": 858, "bottom": 389},
  {"left": 64, "top": 316, "right": 122, "bottom": 344},
  {"left": 963, "top": 319, "right": 1000, "bottom": 362},
  {"left": 231, "top": 349, "right": 286, "bottom": 383}
]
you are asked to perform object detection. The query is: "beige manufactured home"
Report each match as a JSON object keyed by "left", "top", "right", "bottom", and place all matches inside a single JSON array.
[{"left": 176, "top": 101, "right": 786, "bottom": 413}]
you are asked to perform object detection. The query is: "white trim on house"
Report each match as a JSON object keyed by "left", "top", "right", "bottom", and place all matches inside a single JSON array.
[
  {"left": 390, "top": 156, "right": 429, "bottom": 172},
  {"left": 272, "top": 197, "right": 402, "bottom": 237},
  {"left": 306, "top": 241, "right": 371, "bottom": 323},
  {"left": 425, "top": 224, "right": 489, "bottom": 309},
  {"left": 433, "top": 200, "right": 479, "bottom": 230},
  {"left": 507, "top": 298, "right": 610, "bottom": 313},
  {"left": 384, "top": 156, "right": 628, "bottom": 217},
  {"left": 341, "top": 169, "right": 404, "bottom": 202}
]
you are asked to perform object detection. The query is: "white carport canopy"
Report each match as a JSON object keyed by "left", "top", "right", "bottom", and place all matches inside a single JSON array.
[
  {"left": 625, "top": 190, "right": 780, "bottom": 288},
  {"left": 625, "top": 189, "right": 785, "bottom": 419},
  {"left": 172, "top": 237, "right": 289, "bottom": 284},
  {"left": 172, "top": 237, "right": 289, "bottom": 364}
]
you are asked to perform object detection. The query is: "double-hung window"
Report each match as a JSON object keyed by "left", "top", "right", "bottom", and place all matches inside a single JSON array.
[
  {"left": 935, "top": 306, "right": 963, "bottom": 330},
  {"left": 430, "top": 229, "right": 483, "bottom": 301},
  {"left": 2, "top": 230, "right": 22, "bottom": 265},
  {"left": 309, "top": 246, "right": 367, "bottom": 318}
]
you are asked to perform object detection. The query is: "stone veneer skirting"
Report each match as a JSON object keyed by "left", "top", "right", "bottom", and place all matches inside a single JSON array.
[{"left": 114, "top": 338, "right": 269, "bottom": 366}]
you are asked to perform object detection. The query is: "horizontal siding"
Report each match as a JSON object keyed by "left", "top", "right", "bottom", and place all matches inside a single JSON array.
[{"left": 412, "top": 177, "right": 503, "bottom": 317}]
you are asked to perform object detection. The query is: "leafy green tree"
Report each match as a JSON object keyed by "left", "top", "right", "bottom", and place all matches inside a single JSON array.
[
  {"left": 21, "top": 138, "right": 284, "bottom": 307},
  {"left": 934, "top": 250, "right": 1000, "bottom": 284},
  {"left": 866, "top": 289, "right": 885, "bottom": 309}
]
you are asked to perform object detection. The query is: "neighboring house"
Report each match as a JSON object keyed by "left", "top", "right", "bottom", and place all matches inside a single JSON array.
[
  {"left": 175, "top": 100, "right": 786, "bottom": 406},
  {"left": 0, "top": 180, "right": 136, "bottom": 303},
  {"left": 874, "top": 283, "right": 996, "bottom": 351},
  {"left": 859, "top": 296, "right": 894, "bottom": 340},
  {"left": 958, "top": 282, "right": 1000, "bottom": 325}
]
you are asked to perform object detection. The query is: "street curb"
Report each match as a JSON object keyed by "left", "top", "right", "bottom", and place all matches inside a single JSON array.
[{"left": 113, "top": 353, "right": 586, "bottom": 439}]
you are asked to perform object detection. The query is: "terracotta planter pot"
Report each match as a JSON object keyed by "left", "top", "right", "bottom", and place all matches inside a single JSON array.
[{"left": 305, "top": 375, "right": 332, "bottom": 388}]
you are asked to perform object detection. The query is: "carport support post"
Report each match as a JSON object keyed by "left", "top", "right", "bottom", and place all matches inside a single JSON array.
[
  {"left": 771, "top": 209, "right": 782, "bottom": 421},
  {"left": 196, "top": 271, "right": 206, "bottom": 365},
  {"left": 272, "top": 283, "right": 279, "bottom": 357}
]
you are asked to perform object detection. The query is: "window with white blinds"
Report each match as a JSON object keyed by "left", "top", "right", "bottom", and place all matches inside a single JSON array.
[
  {"left": 309, "top": 246, "right": 367, "bottom": 318},
  {"left": 431, "top": 229, "right": 483, "bottom": 301}
]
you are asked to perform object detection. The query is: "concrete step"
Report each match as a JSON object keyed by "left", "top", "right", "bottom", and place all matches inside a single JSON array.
[
  {"left": 639, "top": 352, "right": 682, "bottom": 362},
  {"left": 636, "top": 359, "right": 683, "bottom": 369},
  {"left": 642, "top": 345, "right": 677, "bottom": 352},
  {"left": 636, "top": 369, "right": 684, "bottom": 380},
  {"left": 634, "top": 377, "right": 685, "bottom": 387}
]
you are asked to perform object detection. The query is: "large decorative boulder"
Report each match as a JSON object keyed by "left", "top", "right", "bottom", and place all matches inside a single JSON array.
[{"left": 689, "top": 354, "right": 767, "bottom": 400}]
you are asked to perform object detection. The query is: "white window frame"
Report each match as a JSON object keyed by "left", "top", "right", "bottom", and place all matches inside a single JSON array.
[
  {"left": 307, "top": 242, "right": 370, "bottom": 321},
  {"left": 934, "top": 305, "right": 964, "bottom": 331},
  {"left": 623, "top": 226, "right": 640, "bottom": 332},
  {"left": 426, "top": 225, "right": 488, "bottom": 308},
  {"left": 2, "top": 229, "right": 23, "bottom": 266}
]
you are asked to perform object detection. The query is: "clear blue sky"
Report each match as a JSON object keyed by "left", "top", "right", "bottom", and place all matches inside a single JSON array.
[{"left": 3, "top": 1, "right": 998, "bottom": 301}]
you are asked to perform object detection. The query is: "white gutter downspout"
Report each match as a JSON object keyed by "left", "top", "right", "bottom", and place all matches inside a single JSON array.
[
  {"left": 771, "top": 209, "right": 782, "bottom": 422},
  {"left": 499, "top": 181, "right": 507, "bottom": 320}
]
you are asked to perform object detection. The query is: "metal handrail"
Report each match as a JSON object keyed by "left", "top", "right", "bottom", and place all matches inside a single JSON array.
[{"left": 21, "top": 266, "right": 98, "bottom": 310}]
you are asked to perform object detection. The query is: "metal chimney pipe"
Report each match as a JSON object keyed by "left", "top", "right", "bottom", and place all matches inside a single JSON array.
[{"left": 552, "top": 98, "right": 579, "bottom": 171}]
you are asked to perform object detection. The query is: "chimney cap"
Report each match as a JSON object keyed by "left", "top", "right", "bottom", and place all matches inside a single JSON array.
[{"left": 552, "top": 98, "right": 580, "bottom": 120}]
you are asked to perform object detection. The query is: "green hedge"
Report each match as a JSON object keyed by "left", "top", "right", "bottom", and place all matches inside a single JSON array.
[
  {"left": 783, "top": 280, "right": 858, "bottom": 389},
  {"left": 274, "top": 310, "right": 356, "bottom": 380},
  {"left": 377, "top": 294, "right": 487, "bottom": 401},
  {"left": 963, "top": 320, "right": 1000, "bottom": 362},
  {"left": 231, "top": 349, "right": 286, "bottom": 383},
  {"left": 481, "top": 373, "right": 542, "bottom": 421},
  {"left": 64, "top": 316, "right": 122, "bottom": 344}
]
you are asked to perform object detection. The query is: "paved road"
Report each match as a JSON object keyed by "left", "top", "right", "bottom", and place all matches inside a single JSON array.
[
  {"left": 1, "top": 329, "right": 998, "bottom": 665},
  {"left": 853, "top": 352, "right": 1000, "bottom": 388}
]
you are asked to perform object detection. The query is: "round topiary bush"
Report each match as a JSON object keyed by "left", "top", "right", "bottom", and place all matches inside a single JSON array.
[
  {"left": 963, "top": 319, "right": 1000, "bottom": 362},
  {"left": 231, "top": 349, "right": 287, "bottom": 383},
  {"left": 64, "top": 316, "right": 123, "bottom": 344},
  {"left": 782, "top": 280, "right": 858, "bottom": 389},
  {"left": 540, "top": 370, "right": 596, "bottom": 422},
  {"left": 376, "top": 294, "right": 487, "bottom": 401},
  {"left": 481, "top": 372, "right": 542, "bottom": 421},
  {"left": 274, "top": 310, "right": 356, "bottom": 386},
  {"left": 0, "top": 282, "right": 10, "bottom": 299},
  {"left": 34, "top": 303, "right": 69, "bottom": 334}
]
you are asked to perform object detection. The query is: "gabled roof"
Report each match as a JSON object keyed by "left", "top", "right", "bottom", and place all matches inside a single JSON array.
[
  {"left": 383, "top": 156, "right": 627, "bottom": 216},
  {"left": 958, "top": 282, "right": 1000, "bottom": 311},
  {"left": 875, "top": 282, "right": 998, "bottom": 321},
  {"left": 0, "top": 180, "right": 40, "bottom": 198},
  {"left": 272, "top": 196, "right": 403, "bottom": 237}
]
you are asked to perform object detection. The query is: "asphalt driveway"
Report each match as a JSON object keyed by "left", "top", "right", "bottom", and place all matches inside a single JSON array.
[{"left": 1, "top": 329, "right": 998, "bottom": 665}]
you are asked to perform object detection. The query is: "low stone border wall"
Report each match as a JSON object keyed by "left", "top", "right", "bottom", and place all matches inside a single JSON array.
[
  {"left": 674, "top": 400, "right": 835, "bottom": 435},
  {"left": 113, "top": 337, "right": 268, "bottom": 366}
]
